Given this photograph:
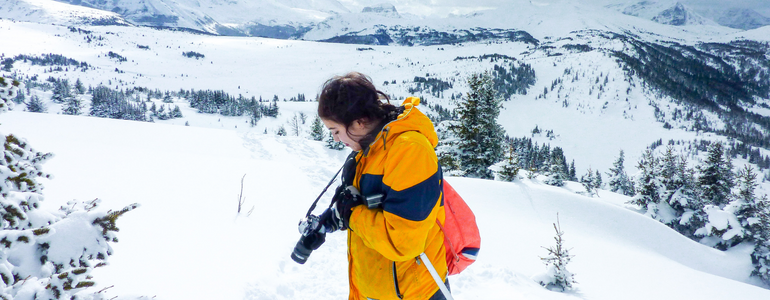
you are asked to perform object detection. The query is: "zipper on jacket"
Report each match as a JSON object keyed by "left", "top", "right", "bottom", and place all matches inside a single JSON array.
[{"left": 392, "top": 262, "right": 403, "bottom": 300}]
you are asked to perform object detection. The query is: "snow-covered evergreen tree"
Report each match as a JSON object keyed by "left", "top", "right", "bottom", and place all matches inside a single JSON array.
[
  {"left": 698, "top": 142, "right": 734, "bottom": 208},
  {"left": 631, "top": 149, "right": 663, "bottom": 213},
  {"left": 607, "top": 150, "right": 635, "bottom": 196},
  {"left": 435, "top": 120, "right": 463, "bottom": 176},
  {"left": 580, "top": 168, "right": 597, "bottom": 197},
  {"left": 454, "top": 71, "right": 504, "bottom": 179},
  {"left": 534, "top": 216, "right": 576, "bottom": 292},
  {"left": 325, "top": 132, "right": 345, "bottom": 150},
  {"left": 669, "top": 155, "right": 707, "bottom": 239},
  {"left": 734, "top": 166, "right": 765, "bottom": 245},
  {"left": 496, "top": 144, "right": 520, "bottom": 182},
  {"left": 544, "top": 156, "right": 568, "bottom": 187},
  {"left": 750, "top": 194, "right": 770, "bottom": 285},
  {"left": 50, "top": 80, "right": 72, "bottom": 104},
  {"left": 74, "top": 78, "right": 86, "bottom": 94},
  {"left": 27, "top": 94, "right": 47, "bottom": 113},
  {"left": 310, "top": 115, "right": 325, "bottom": 141},
  {"left": 0, "top": 77, "right": 21, "bottom": 112},
  {"left": 62, "top": 95, "right": 83, "bottom": 115}
]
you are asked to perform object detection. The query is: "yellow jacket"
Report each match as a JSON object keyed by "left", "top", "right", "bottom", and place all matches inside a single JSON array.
[{"left": 347, "top": 97, "right": 447, "bottom": 300}]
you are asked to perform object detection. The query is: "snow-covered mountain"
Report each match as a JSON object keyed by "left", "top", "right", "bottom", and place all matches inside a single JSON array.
[
  {"left": 0, "top": 0, "right": 130, "bottom": 26},
  {"left": 704, "top": 7, "right": 770, "bottom": 30},
  {"left": 606, "top": 1, "right": 717, "bottom": 26},
  {"left": 45, "top": 0, "right": 350, "bottom": 35}
]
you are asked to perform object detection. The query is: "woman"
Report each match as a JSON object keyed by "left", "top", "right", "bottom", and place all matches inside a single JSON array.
[{"left": 318, "top": 72, "right": 449, "bottom": 300}]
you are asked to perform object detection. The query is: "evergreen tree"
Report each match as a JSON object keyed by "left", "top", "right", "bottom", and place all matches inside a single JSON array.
[
  {"left": 568, "top": 160, "right": 577, "bottom": 181},
  {"left": 325, "top": 132, "right": 345, "bottom": 150},
  {"left": 497, "top": 144, "right": 521, "bottom": 182},
  {"left": 580, "top": 168, "right": 597, "bottom": 197},
  {"left": 12, "top": 88, "right": 25, "bottom": 104},
  {"left": 631, "top": 149, "right": 662, "bottom": 211},
  {"left": 750, "top": 194, "right": 770, "bottom": 285},
  {"left": 734, "top": 166, "right": 764, "bottom": 245},
  {"left": 50, "top": 79, "right": 72, "bottom": 104},
  {"left": 536, "top": 216, "right": 576, "bottom": 292},
  {"left": 62, "top": 94, "right": 82, "bottom": 115},
  {"left": 698, "top": 142, "right": 735, "bottom": 208},
  {"left": 454, "top": 71, "right": 505, "bottom": 179},
  {"left": 544, "top": 156, "right": 568, "bottom": 187},
  {"left": 0, "top": 77, "right": 21, "bottom": 112},
  {"left": 594, "top": 170, "right": 603, "bottom": 190},
  {"left": 310, "top": 115, "right": 325, "bottom": 141},
  {"left": 173, "top": 105, "right": 183, "bottom": 118},
  {"left": 276, "top": 125, "right": 287, "bottom": 136},
  {"left": 26, "top": 94, "right": 46, "bottom": 113},
  {"left": 248, "top": 97, "right": 262, "bottom": 127},
  {"left": 74, "top": 78, "right": 86, "bottom": 94},
  {"left": 668, "top": 155, "right": 707, "bottom": 238},
  {"left": 607, "top": 150, "right": 635, "bottom": 196}
]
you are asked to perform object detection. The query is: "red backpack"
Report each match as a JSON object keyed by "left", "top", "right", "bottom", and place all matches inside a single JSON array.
[{"left": 437, "top": 180, "right": 481, "bottom": 275}]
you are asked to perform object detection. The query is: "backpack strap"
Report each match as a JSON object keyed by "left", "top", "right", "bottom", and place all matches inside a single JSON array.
[
  {"left": 435, "top": 219, "right": 460, "bottom": 264},
  {"left": 419, "top": 253, "right": 454, "bottom": 300}
]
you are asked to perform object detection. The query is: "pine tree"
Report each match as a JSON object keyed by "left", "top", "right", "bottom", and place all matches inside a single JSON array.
[
  {"left": 607, "top": 150, "right": 635, "bottom": 196},
  {"left": 631, "top": 149, "right": 662, "bottom": 211},
  {"left": 50, "top": 79, "right": 72, "bottom": 104},
  {"left": 668, "top": 155, "right": 707, "bottom": 238},
  {"left": 594, "top": 170, "right": 603, "bottom": 190},
  {"left": 325, "top": 132, "right": 345, "bottom": 150},
  {"left": 62, "top": 95, "right": 82, "bottom": 115},
  {"left": 544, "top": 156, "right": 568, "bottom": 187},
  {"left": 0, "top": 77, "right": 21, "bottom": 112},
  {"left": 569, "top": 160, "right": 577, "bottom": 181},
  {"left": 536, "top": 216, "right": 576, "bottom": 291},
  {"left": 580, "top": 168, "right": 597, "bottom": 197},
  {"left": 277, "top": 125, "right": 287, "bottom": 136},
  {"left": 497, "top": 144, "right": 521, "bottom": 182},
  {"left": 310, "top": 115, "right": 325, "bottom": 141},
  {"left": 26, "top": 94, "right": 46, "bottom": 113},
  {"left": 454, "top": 71, "right": 505, "bottom": 179},
  {"left": 734, "top": 165, "right": 763, "bottom": 245},
  {"left": 750, "top": 194, "right": 770, "bottom": 285},
  {"left": 74, "top": 78, "right": 86, "bottom": 94},
  {"left": 698, "top": 142, "right": 734, "bottom": 208}
]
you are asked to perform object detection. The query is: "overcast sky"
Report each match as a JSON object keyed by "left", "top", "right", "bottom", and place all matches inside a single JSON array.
[{"left": 336, "top": 0, "right": 770, "bottom": 17}]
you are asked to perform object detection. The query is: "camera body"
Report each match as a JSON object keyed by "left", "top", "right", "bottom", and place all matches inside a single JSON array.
[
  {"left": 290, "top": 184, "right": 383, "bottom": 264},
  {"left": 291, "top": 214, "right": 325, "bottom": 264}
]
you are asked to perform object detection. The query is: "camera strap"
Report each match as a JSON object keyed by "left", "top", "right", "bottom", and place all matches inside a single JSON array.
[{"left": 304, "top": 151, "right": 359, "bottom": 217}]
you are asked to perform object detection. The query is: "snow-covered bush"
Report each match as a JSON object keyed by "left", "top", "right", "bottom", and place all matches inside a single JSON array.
[
  {"left": 0, "top": 77, "right": 21, "bottom": 113},
  {"left": 533, "top": 217, "right": 576, "bottom": 292},
  {"left": 1, "top": 75, "right": 139, "bottom": 300}
]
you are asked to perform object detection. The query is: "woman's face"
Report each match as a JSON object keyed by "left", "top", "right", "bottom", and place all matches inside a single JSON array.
[{"left": 322, "top": 118, "right": 369, "bottom": 151}]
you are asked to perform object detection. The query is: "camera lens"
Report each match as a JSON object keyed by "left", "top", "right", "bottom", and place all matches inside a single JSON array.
[{"left": 291, "top": 238, "right": 312, "bottom": 264}]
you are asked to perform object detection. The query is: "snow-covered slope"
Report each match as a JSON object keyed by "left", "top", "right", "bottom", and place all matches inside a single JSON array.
[
  {"left": 606, "top": 1, "right": 717, "bottom": 26},
  {"left": 46, "top": 0, "right": 350, "bottom": 35},
  {"left": 0, "top": 0, "right": 130, "bottom": 26},
  {"left": 1, "top": 110, "right": 769, "bottom": 300}
]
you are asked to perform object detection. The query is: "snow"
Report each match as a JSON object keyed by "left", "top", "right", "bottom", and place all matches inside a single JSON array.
[{"left": 2, "top": 110, "right": 770, "bottom": 299}]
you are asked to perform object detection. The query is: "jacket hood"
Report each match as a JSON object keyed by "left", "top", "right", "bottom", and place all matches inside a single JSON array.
[{"left": 365, "top": 97, "right": 438, "bottom": 155}]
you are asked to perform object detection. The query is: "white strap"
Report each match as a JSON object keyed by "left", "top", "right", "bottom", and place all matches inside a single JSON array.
[{"left": 419, "top": 253, "right": 454, "bottom": 300}]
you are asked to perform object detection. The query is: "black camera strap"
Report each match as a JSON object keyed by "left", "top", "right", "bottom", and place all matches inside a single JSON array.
[{"left": 304, "top": 151, "right": 359, "bottom": 217}]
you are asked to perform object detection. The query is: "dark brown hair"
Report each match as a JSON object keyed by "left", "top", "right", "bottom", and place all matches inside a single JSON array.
[{"left": 317, "top": 72, "right": 398, "bottom": 145}]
